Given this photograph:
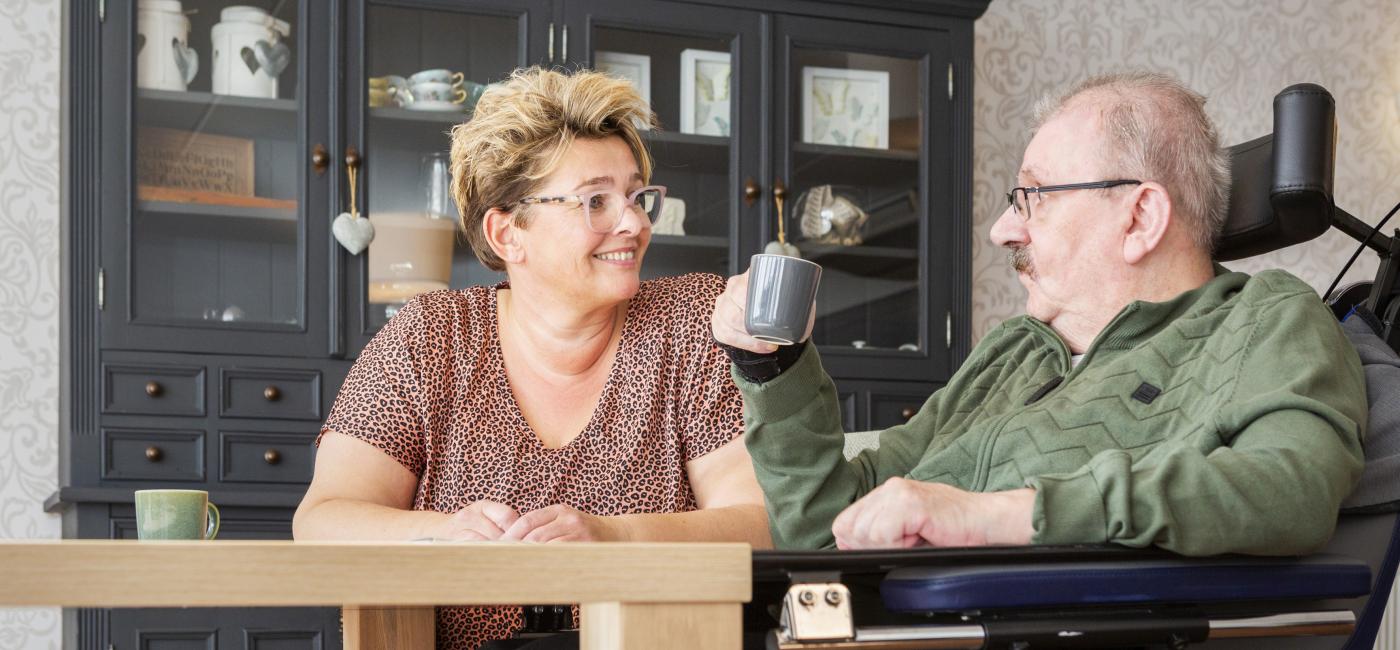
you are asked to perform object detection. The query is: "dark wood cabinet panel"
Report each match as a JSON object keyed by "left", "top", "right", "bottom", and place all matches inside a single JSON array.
[
  {"left": 220, "top": 368, "right": 323, "bottom": 421},
  {"left": 101, "top": 427, "right": 206, "bottom": 482},
  {"left": 103, "top": 363, "right": 207, "bottom": 417}
]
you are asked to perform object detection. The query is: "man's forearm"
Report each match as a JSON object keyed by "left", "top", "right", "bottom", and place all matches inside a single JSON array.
[
  {"left": 607, "top": 504, "right": 772, "bottom": 547},
  {"left": 292, "top": 498, "right": 449, "bottom": 541}
]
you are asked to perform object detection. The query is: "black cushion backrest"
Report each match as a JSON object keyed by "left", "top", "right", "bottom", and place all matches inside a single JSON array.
[{"left": 1215, "top": 83, "right": 1337, "bottom": 261}]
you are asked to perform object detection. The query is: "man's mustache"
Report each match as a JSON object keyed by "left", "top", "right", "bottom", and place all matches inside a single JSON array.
[{"left": 1008, "top": 246, "right": 1034, "bottom": 277}]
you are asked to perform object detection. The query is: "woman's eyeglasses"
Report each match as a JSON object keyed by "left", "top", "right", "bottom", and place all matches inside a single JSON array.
[{"left": 519, "top": 185, "right": 667, "bottom": 233}]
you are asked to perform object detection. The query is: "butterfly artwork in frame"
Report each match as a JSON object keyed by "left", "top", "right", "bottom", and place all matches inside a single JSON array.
[
  {"left": 680, "top": 49, "right": 732, "bottom": 137},
  {"left": 801, "top": 66, "right": 889, "bottom": 150}
]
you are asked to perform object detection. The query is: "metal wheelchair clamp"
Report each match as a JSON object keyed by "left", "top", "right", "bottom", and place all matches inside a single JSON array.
[{"left": 777, "top": 576, "right": 853, "bottom": 644}]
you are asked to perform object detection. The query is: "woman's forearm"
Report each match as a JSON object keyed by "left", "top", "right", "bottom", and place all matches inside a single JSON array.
[
  {"left": 292, "top": 497, "right": 449, "bottom": 541},
  {"left": 607, "top": 504, "right": 772, "bottom": 548}
]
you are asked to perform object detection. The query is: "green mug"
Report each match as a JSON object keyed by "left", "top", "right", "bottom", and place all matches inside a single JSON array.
[{"left": 134, "top": 489, "right": 220, "bottom": 540}]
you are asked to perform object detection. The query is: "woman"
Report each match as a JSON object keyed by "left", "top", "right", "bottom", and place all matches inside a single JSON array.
[{"left": 293, "top": 67, "right": 770, "bottom": 649}]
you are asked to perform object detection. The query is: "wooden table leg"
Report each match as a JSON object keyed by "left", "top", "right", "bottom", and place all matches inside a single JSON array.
[
  {"left": 342, "top": 605, "right": 435, "bottom": 650},
  {"left": 580, "top": 602, "right": 740, "bottom": 649}
]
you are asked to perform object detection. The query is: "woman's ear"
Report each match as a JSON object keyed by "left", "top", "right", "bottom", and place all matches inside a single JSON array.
[
  {"left": 483, "top": 207, "right": 526, "bottom": 265},
  {"left": 1122, "top": 181, "right": 1172, "bottom": 265}
]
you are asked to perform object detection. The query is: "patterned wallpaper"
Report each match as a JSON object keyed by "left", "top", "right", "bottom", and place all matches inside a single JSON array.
[
  {"left": 971, "top": 1, "right": 1400, "bottom": 647},
  {"left": 0, "top": 0, "right": 62, "bottom": 648}
]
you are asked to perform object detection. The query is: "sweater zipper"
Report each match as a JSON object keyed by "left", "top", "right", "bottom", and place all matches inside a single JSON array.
[
  {"left": 968, "top": 342, "right": 1068, "bottom": 491},
  {"left": 968, "top": 309, "right": 1139, "bottom": 491}
]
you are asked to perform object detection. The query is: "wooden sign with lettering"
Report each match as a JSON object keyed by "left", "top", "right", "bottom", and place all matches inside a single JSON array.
[{"left": 136, "top": 127, "right": 255, "bottom": 196}]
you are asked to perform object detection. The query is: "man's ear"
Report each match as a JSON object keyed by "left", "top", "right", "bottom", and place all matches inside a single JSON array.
[
  {"left": 1122, "top": 181, "right": 1172, "bottom": 265},
  {"left": 483, "top": 207, "right": 526, "bottom": 265}
]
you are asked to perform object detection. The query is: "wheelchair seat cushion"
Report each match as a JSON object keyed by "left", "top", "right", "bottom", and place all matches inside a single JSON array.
[
  {"left": 880, "top": 554, "right": 1370, "bottom": 612},
  {"left": 1340, "top": 316, "right": 1400, "bottom": 512}
]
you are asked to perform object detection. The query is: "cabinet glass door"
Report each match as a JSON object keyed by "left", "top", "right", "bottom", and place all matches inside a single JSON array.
[
  {"left": 570, "top": 0, "right": 763, "bottom": 283},
  {"left": 106, "top": 0, "right": 328, "bottom": 356},
  {"left": 775, "top": 16, "right": 953, "bottom": 380},
  {"left": 344, "top": 0, "right": 550, "bottom": 353}
]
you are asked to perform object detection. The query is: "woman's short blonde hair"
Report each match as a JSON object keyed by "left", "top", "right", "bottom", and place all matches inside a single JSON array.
[{"left": 449, "top": 67, "right": 656, "bottom": 271}]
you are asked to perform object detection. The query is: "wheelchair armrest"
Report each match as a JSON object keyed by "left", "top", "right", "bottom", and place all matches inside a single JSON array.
[{"left": 880, "top": 553, "right": 1371, "bottom": 613}]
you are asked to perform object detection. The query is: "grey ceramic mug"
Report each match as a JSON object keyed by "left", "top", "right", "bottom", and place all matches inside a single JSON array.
[
  {"left": 135, "top": 489, "right": 220, "bottom": 540},
  {"left": 745, "top": 254, "right": 822, "bottom": 345}
]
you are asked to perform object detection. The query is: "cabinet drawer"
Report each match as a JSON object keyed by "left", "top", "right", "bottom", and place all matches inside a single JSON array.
[
  {"left": 220, "top": 368, "right": 322, "bottom": 420},
  {"left": 103, "top": 363, "right": 206, "bottom": 417},
  {"left": 869, "top": 391, "right": 930, "bottom": 430},
  {"left": 110, "top": 608, "right": 336, "bottom": 650},
  {"left": 221, "top": 431, "right": 316, "bottom": 485},
  {"left": 101, "top": 428, "right": 205, "bottom": 481}
]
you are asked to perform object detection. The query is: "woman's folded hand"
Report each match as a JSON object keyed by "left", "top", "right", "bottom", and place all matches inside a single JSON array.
[
  {"left": 499, "top": 504, "right": 616, "bottom": 543},
  {"left": 442, "top": 500, "right": 522, "bottom": 541}
]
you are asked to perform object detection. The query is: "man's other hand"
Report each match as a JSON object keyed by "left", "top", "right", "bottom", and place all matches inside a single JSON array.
[{"left": 831, "top": 478, "right": 1036, "bottom": 549}]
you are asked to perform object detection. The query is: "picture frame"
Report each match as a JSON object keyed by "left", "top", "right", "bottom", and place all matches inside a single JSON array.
[
  {"left": 801, "top": 66, "right": 890, "bottom": 149},
  {"left": 680, "top": 49, "right": 731, "bottom": 137},
  {"left": 594, "top": 50, "right": 652, "bottom": 106}
]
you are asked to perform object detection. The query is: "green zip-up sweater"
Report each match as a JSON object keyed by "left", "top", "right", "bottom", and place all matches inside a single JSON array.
[{"left": 739, "top": 268, "right": 1367, "bottom": 555}]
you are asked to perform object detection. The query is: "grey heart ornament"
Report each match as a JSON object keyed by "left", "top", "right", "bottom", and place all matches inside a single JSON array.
[
  {"left": 240, "top": 46, "right": 260, "bottom": 74},
  {"left": 763, "top": 240, "right": 801, "bottom": 257},
  {"left": 171, "top": 38, "right": 198, "bottom": 85},
  {"left": 332, "top": 212, "right": 375, "bottom": 255},
  {"left": 253, "top": 40, "right": 291, "bottom": 78}
]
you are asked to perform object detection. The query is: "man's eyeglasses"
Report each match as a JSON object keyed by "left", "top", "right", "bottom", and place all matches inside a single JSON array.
[
  {"left": 518, "top": 185, "right": 667, "bottom": 234},
  {"left": 1006, "top": 179, "right": 1141, "bottom": 221}
]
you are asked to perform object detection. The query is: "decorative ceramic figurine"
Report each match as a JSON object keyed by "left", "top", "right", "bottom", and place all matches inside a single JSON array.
[
  {"left": 798, "top": 184, "right": 869, "bottom": 246},
  {"left": 136, "top": 0, "right": 198, "bottom": 92},
  {"left": 211, "top": 6, "right": 292, "bottom": 99}
]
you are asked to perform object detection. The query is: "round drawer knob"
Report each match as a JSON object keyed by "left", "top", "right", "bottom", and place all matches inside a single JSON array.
[
  {"left": 145, "top": 381, "right": 163, "bottom": 397},
  {"left": 263, "top": 385, "right": 281, "bottom": 402},
  {"left": 901, "top": 407, "right": 917, "bottom": 421},
  {"left": 145, "top": 446, "right": 163, "bottom": 462},
  {"left": 263, "top": 449, "right": 281, "bottom": 465}
]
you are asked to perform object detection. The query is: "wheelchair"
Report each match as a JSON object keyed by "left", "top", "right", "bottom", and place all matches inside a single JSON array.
[{"left": 748, "top": 83, "right": 1400, "bottom": 650}]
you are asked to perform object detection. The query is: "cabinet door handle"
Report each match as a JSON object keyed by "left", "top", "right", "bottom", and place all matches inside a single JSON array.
[
  {"left": 547, "top": 22, "right": 555, "bottom": 63},
  {"left": 743, "top": 178, "right": 761, "bottom": 206},
  {"left": 561, "top": 25, "right": 568, "bottom": 64},
  {"left": 263, "top": 385, "right": 281, "bottom": 402},
  {"left": 264, "top": 449, "right": 282, "bottom": 465},
  {"left": 901, "top": 407, "right": 916, "bottom": 421},
  {"left": 312, "top": 143, "right": 329, "bottom": 175},
  {"left": 145, "top": 381, "right": 163, "bottom": 397},
  {"left": 344, "top": 147, "right": 361, "bottom": 170},
  {"left": 145, "top": 446, "right": 163, "bottom": 462}
]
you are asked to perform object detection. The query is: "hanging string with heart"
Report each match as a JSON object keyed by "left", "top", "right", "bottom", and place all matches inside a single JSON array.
[{"left": 332, "top": 148, "right": 375, "bottom": 255}]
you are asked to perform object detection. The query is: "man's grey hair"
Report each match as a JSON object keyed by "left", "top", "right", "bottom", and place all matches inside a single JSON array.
[{"left": 1033, "top": 72, "right": 1231, "bottom": 253}]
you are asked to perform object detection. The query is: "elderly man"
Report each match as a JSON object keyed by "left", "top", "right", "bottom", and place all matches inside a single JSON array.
[{"left": 712, "top": 72, "right": 1367, "bottom": 556}]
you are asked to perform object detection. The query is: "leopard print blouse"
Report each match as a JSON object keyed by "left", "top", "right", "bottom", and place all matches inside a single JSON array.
[{"left": 320, "top": 273, "right": 744, "bottom": 649}]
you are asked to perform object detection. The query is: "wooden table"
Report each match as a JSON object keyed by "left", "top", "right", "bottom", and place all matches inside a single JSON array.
[{"left": 0, "top": 540, "right": 751, "bottom": 649}]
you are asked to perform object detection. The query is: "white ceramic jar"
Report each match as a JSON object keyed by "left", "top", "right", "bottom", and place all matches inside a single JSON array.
[
  {"left": 136, "top": 0, "right": 198, "bottom": 92},
  {"left": 211, "top": 6, "right": 292, "bottom": 99}
]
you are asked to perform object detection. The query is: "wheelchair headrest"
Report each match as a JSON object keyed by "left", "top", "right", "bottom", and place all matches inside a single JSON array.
[{"left": 1215, "top": 83, "right": 1337, "bottom": 261}]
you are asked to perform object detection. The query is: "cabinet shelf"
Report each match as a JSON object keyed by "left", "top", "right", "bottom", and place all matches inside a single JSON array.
[
  {"left": 793, "top": 141, "right": 918, "bottom": 162},
  {"left": 368, "top": 106, "right": 471, "bottom": 125},
  {"left": 802, "top": 243, "right": 917, "bottom": 262},
  {"left": 136, "top": 89, "right": 297, "bottom": 138},
  {"left": 138, "top": 200, "right": 297, "bottom": 222},
  {"left": 792, "top": 142, "right": 919, "bottom": 189},
  {"left": 650, "top": 234, "right": 728, "bottom": 249},
  {"left": 647, "top": 131, "right": 731, "bottom": 173}
]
